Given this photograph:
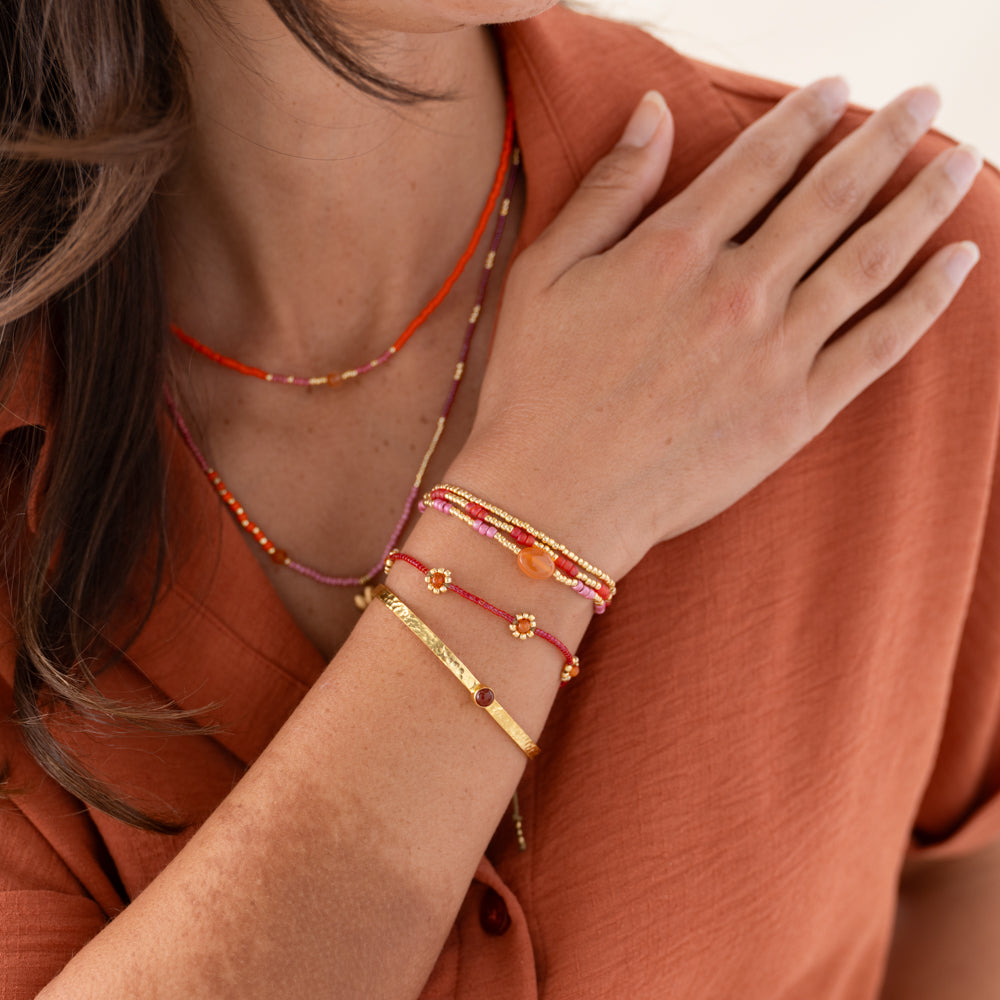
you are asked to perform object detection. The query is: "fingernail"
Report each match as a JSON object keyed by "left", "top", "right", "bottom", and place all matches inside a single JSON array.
[
  {"left": 618, "top": 91, "right": 667, "bottom": 148},
  {"left": 945, "top": 143, "right": 983, "bottom": 191},
  {"left": 945, "top": 241, "right": 980, "bottom": 285},
  {"left": 903, "top": 86, "right": 941, "bottom": 129},
  {"left": 809, "top": 75, "right": 849, "bottom": 117}
]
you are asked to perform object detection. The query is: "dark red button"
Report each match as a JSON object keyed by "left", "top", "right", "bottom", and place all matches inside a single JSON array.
[{"left": 479, "top": 887, "right": 511, "bottom": 936}]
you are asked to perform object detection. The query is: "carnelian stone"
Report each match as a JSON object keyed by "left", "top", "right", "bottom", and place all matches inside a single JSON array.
[
  {"left": 474, "top": 687, "right": 495, "bottom": 707},
  {"left": 517, "top": 546, "right": 555, "bottom": 580},
  {"left": 516, "top": 617, "right": 534, "bottom": 634}
]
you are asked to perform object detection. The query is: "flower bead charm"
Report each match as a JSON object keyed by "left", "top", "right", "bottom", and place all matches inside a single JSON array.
[
  {"left": 510, "top": 613, "right": 536, "bottom": 640},
  {"left": 425, "top": 568, "right": 452, "bottom": 594},
  {"left": 560, "top": 657, "right": 581, "bottom": 683}
]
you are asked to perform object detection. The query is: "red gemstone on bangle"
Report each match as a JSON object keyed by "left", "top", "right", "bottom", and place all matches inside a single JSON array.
[
  {"left": 474, "top": 687, "right": 495, "bottom": 707},
  {"left": 518, "top": 546, "right": 555, "bottom": 580}
]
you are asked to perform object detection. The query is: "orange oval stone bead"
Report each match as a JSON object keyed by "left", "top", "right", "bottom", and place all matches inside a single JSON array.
[
  {"left": 431, "top": 572, "right": 447, "bottom": 589},
  {"left": 517, "top": 546, "right": 555, "bottom": 580}
]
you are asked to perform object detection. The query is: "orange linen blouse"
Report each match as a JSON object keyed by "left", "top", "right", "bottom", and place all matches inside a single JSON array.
[{"left": 3, "top": 7, "right": 1000, "bottom": 998}]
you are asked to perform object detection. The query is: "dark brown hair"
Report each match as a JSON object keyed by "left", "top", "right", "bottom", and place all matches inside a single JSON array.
[{"left": 0, "top": 0, "right": 429, "bottom": 831}]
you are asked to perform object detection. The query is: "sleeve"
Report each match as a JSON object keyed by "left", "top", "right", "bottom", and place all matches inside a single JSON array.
[
  {"left": 691, "top": 56, "right": 1000, "bottom": 863},
  {"left": 908, "top": 458, "right": 1000, "bottom": 859},
  {"left": 906, "top": 163, "right": 1000, "bottom": 861}
]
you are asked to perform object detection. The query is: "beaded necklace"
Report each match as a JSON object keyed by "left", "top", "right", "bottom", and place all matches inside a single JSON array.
[
  {"left": 170, "top": 97, "right": 515, "bottom": 388},
  {"left": 167, "top": 144, "right": 520, "bottom": 598}
]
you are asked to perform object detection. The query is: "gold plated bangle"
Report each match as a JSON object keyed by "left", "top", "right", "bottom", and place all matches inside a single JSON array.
[{"left": 372, "top": 584, "right": 541, "bottom": 759}]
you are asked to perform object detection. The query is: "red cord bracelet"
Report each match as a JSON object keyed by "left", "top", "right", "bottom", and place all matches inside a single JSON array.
[{"left": 385, "top": 550, "right": 581, "bottom": 684}]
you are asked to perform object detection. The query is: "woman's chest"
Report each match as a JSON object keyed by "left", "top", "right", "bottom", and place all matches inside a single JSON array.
[{"left": 168, "top": 295, "right": 495, "bottom": 660}]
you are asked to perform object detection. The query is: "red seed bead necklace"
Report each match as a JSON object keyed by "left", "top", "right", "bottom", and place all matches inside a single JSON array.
[
  {"left": 170, "top": 96, "right": 515, "bottom": 387},
  {"left": 166, "top": 144, "right": 521, "bottom": 593}
]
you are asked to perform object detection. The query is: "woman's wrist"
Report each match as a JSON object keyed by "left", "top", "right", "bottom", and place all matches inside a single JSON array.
[
  {"left": 398, "top": 480, "right": 598, "bottom": 722},
  {"left": 441, "top": 441, "right": 642, "bottom": 583}
]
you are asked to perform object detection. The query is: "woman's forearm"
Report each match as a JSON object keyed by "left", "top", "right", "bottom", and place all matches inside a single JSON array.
[
  {"left": 880, "top": 835, "right": 1000, "bottom": 998},
  {"left": 39, "top": 496, "right": 594, "bottom": 999}
]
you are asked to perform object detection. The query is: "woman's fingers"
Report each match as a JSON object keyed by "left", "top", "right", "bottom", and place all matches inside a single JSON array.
[
  {"left": 476, "top": 74, "right": 985, "bottom": 566},
  {"left": 743, "top": 86, "right": 941, "bottom": 286},
  {"left": 786, "top": 143, "right": 984, "bottom": 351},
  {"left": 526, "top": 91, "right": 674, "bottom": 280},
  {"left": 658, "top": 76, "right": 850, "bottom": 243},
  {"left": 806, "top": 240, "right": 980, "bottom": 433}
]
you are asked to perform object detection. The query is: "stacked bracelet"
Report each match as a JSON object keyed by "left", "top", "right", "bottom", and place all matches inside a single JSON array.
[
  {"left": 386, "top": 550, "right": 581, "bottom": 684},
  {"left": 373, "top": 585, "right": 540, "bottom": 759},
  {"left": 419, "top": 484, "right": 616, "bottom": 613}
]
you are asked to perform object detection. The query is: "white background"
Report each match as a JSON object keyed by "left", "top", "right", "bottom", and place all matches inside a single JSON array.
[{"left": 586, "top": 0, "right": 1000, "bottom": 165}]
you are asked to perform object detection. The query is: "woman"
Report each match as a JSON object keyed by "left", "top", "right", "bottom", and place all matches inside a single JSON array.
[{"left": 2, "top": 0, "right": 998, "bottom": 996}]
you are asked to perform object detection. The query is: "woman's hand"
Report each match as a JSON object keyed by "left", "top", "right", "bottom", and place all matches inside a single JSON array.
[{"left": 457, "top": 78, "right": 982, "bottom": 578}]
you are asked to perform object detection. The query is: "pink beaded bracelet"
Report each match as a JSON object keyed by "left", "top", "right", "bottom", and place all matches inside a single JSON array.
[
  {"left": 418, "top": 484, "right": 616, "bottom": 613},
  {"left": 385, "top": 550, "right": 581, "bottom": 684}
]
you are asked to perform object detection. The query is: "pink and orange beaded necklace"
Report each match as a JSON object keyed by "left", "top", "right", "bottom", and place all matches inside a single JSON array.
[{"left": 167, "top": 117, "right": 520, "bottom": 599}]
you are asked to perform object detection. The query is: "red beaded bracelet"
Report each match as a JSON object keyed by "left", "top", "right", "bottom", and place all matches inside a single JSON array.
[
  {"left": 418, "top": 485, "right": 615, "bottom": 613},
  {"left": 385, "top": 550, "right": 581, "bottom": 684}
]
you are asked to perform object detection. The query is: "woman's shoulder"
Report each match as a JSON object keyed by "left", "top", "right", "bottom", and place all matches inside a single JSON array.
[{"left": 504, "top": 6, "right": 1000, "bottom": 256}]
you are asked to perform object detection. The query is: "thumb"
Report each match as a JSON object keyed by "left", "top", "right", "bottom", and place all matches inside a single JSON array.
[{"left": 532, "top": 91, "right": 674, "bottom": 278}]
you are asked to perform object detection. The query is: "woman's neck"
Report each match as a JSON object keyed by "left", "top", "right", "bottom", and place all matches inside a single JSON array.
[{"left": 158, "top": 0, "right": 509, "bottom": 366}]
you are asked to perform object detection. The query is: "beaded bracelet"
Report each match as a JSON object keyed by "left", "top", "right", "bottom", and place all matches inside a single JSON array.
[
  {"left": 385, "top": 550, "right": 581, "bottom": 684},
  {"left": 419, "top": 484, "right": 616, "bottom": 613},
  {"left": 420, "top": 494, "right": 608, "bottom": 610},
  {"left": 421, "top": 485, "right": 614, "bottom": 609},
  {"left": 372, "top": 585, "right": 541, "bottom": 759}
]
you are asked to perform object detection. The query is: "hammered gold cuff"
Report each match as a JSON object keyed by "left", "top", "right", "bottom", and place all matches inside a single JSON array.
[{"left": 373, "top": 584, "right": 540, "bottom": 759}]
